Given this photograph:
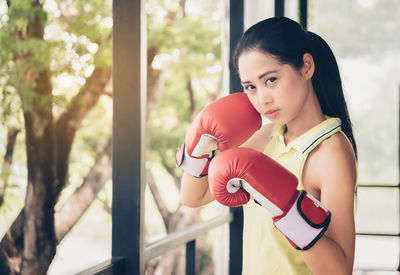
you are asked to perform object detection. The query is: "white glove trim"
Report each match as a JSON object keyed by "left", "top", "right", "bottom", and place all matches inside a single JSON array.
[
  {"left": 240, "top": 179, "right": 283, "bottom": 217},
  {"left": 192, "top": 134, "right": 218, "bottom": 157},
  {"left": 180, "top": 146, "right": 209, "bottom": 177},
  {"left": 274, "top": 191, "right": 330, "bottom": 250}
]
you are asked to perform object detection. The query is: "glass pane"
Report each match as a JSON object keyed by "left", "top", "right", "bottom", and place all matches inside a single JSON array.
[
  {"left": 48, "top": 198, "right": 112, "bottom": 273},
  {"left": 355, "top": 187, "right": 399, "bottom": 234},
  {"left": 145, "top": 0, "right": 226, "bottom": 273},
  {"left": 284, "top": 0, "right": 299, "bottom": 22},
  {"left": 244, "top": 0, "right": 274, "bottom": 30},
  {"left": 354, "top": 235, "right": 399, "bottom": 271},
  {"left": 309, "top": 1, "right": 400, "bottom": 185},
  {"left": 309, "top": 2, "right": 400, "bottom": 270}
]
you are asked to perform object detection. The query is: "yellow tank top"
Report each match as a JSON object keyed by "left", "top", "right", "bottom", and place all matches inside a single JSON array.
[{"left": 242, "top": 117, "right": 348, "bottom": 275}]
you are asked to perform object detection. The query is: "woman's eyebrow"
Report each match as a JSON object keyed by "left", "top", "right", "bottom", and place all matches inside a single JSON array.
[
  {"left": 257, "top": 70, "right": 278, "bottom": 79},
  {"left": 241, "top": 70, "right": 278, "bottom": 84}
]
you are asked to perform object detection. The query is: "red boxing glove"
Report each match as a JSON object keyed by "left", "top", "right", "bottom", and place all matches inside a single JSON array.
[
  {"left": 208, "top": 147, "right": 331, "bottom": 250},
  {"left": 176, "top": 93, "right": 261, "bottom": 178}
]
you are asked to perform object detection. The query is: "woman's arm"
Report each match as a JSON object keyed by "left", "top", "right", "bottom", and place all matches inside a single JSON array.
[
  {"left": 301, "top": 133, "right": 357, "bottom": 275},
  {"left": 180, "top": 123, "right": 274, "bottom": 208},
  {"left": 180, "top": 173, "right": 214, "bottom": 207}
]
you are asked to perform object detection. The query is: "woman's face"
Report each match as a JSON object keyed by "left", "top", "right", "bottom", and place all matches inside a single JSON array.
[{"left": 238, "top": 49, "right": 311, "bottom": 125}]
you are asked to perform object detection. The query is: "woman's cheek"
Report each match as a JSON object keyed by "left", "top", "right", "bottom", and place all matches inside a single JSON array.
[{"left": 248, "top": 96, "right": 262, "bottom": 114}]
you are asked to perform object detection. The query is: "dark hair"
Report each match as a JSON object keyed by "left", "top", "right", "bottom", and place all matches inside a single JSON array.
[{"left": 233, "top": 17, "right": 357, "bottom": 158}]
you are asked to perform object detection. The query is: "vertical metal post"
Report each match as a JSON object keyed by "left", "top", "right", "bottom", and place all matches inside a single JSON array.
[
  {"left": 275, "top": 0, "right": 285, "bottom": 17},
  {"left": 186, "top": 240, "right": 196, "bottom": 275},
  {"left": 229, "top": 0, "right": 244, "bottom": 93},
  {"left": 299, "top": 0, "right": 308, "bottom": 29},
  {"left": 227, "top": 0, "right": 244, "bottom": 274},
  {"left": 229, "top": 207, "right": 244, "bottom": 275},
  {"left": 112, "top": 0, "right": 146, "bottom": 274},
  {"left": 398, "top": 84, "right": 400, "bottom": 272}
]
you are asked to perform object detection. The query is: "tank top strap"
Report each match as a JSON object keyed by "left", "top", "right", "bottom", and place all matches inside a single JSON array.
[
  {"left": 297, "top": 117, "right": 342, "bottom": 188},
  {"left": 299, "top": 118, "right": 341, "bottom": 155}
]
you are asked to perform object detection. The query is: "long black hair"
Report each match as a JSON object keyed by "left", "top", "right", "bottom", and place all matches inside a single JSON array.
[{"left": 233, "top": 17, "right": 357, "bottom": 158}]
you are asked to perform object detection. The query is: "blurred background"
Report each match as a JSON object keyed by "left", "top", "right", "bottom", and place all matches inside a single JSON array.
[{"left": 0, "top": 0, "right": 399, "bottom": 274}]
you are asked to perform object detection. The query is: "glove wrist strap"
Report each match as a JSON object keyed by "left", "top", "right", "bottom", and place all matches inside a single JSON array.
[
  {"left": 176, "top": 144, "right": 210, "bottom": 178},
  {"left": 273, "top": 191, "right": 331, "bottom": 250}
]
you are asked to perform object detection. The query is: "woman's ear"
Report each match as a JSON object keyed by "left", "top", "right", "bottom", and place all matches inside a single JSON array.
[{"left": 301, "top": 53, "right": 315, "bottom": 80}]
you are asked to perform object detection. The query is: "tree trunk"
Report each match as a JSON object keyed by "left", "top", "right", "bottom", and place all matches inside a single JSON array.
[
  {"left": 0, "top": 245, "right": 14, "bottom": 275},
  {"left": 146, "top": 167, "right": 200, "bottom": 274},
  {"left": 0, "top": 213, "right": 24, "bottom": 273},
  {"left": 0, "top": 128, "right": 20, "bottom": 207},
  {"left": 0, "top": 1, "right": 113, "bottom": 273},
  {"left": 20, "top": 67, "right": 57, "bottom": 275},
  {"left": 1, "top": 0, "right": 202, "bottom": 273},
  {"left": 187, "top": 79, "right": 197, "bottom": 121},
  {"left": 147, "top": 46, "right": 163, "bottom": 121},
  {"left": 8, "top": 0, "right": 58, "bottom": 271},
  {"left": 145, "top": 206, "right": 200, "bottom": 275},
  {"left": 0, "top": 66, "right": 112, "bottom": 272},
  {"left": 0, "top": 64, "right": 114, "bottom": 275},
  {"left": 54, "top": 139, "right": 112, "bottom": 241},
  {"left": 54, "top": 66, "right": 112, "bottom": 197}
]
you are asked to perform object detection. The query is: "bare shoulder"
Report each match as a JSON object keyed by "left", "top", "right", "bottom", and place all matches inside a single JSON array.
[
  {"left": 303, "top": 132, "right": 357, "bottom": 269},
  {"left": 240, "top": 123, "right": 274, "bottom": 152},
  {"left": 303, "top": 132, "right": 357, "bottom": 195}
]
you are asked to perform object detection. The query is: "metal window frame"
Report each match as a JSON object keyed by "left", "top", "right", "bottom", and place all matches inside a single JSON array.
[
  {"left": 111, "top": 0, "right": 147, "bottom": 273},
  {"left": 78, "top": 0, "right": 244, "bottom": 274},
  {"left": 275, "top": 0, "right": 284, "bottom": 17},
  {"left": 356, "top": 184, "right": 400, "bottom": 272},
  {"left": 77, "top": 0, "right": 400, "bottom": 274},
  {"left": 299, "top": 0, "right": 307, "bottom": 29},
  {"left": 227, "top": 0, "right": 245, "bottom": 274}
]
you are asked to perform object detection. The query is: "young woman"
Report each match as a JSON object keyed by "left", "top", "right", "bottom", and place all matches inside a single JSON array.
[{"left": 179, "top": 17, "right": 357, "bottom": 274}]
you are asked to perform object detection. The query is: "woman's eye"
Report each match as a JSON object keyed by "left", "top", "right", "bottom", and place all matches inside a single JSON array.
[
  {"left": 265, "top": 77, "right": 277, "bottom": 86},
  {"left": 244, "top": 85, "right": 256, "bottom": 92}
]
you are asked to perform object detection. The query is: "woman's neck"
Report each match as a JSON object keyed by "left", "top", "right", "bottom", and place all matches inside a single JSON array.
[{"left": 284, "top": 87, "right": 325, "bottom": 145}]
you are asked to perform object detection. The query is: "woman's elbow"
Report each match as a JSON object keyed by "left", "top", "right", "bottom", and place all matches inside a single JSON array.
[
  {"left": 180, "top": 198, "right": 204, "bottom": 208},
  {"left": 180, "top": 192, "right": 212, "bottom": 208},
  {"left": 180, "top": 200, "right": 201, "bottom": 208}
]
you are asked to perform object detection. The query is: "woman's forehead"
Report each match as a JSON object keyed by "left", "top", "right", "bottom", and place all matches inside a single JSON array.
[{"left": 238, "top": 50, "right": 284, "bottom": 79}]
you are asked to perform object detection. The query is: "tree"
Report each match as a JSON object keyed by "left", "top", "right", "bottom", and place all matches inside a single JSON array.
[
  {"left": 0, "top": 0, "right": 223, "bottom": 273},
  {"left": 144, "top": 0, "right": 223, "bottom": 273},
  {"left": 0, "top": 128, "right": 20, "bottom": 208},
  {"left": 0, "top": 0, "right": 112, "bottom": 273}
]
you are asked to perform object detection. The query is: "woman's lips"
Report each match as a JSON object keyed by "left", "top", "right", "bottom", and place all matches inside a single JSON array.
[{"left": 265, "top": 109, "right": 279, "bottom": 119}]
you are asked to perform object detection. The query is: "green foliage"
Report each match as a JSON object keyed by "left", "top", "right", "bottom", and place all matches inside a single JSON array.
[
  {"left": 94, "top": 38, "right": 111, "bottom": 67},
  {"left": 1, "top": 0, "right": 221, "bottom": 184},
  {"left": 55, "top": 0, "right": 112, "bottom": 68},
  {"left": 1, "top": 1, "right": 52, "bottom": 68},
  {"left": 0, "top": 1, "right": 53, "bottom": 115},
  {"left": 146, "top": 0, "right": 223, "bottom": 176},
  {"left": 6, "top": 0, "right": 47, "bottom": 31},
  {"left": 57, "top": 95, "right": 112, "bottom": 210},
  {"left": 147, "top": 0, "right": 221, "bottom": 74},
  {"left": 0, "top": 0, "right": 223, "bottom": 253},
  {"left": 0, "top": 0, "right": 113, "bottom": 210}
]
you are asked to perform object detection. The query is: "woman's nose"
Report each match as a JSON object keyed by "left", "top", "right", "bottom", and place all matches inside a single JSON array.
[{"left": 257, "top": 88, "right": 272, "bottom": 105}]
